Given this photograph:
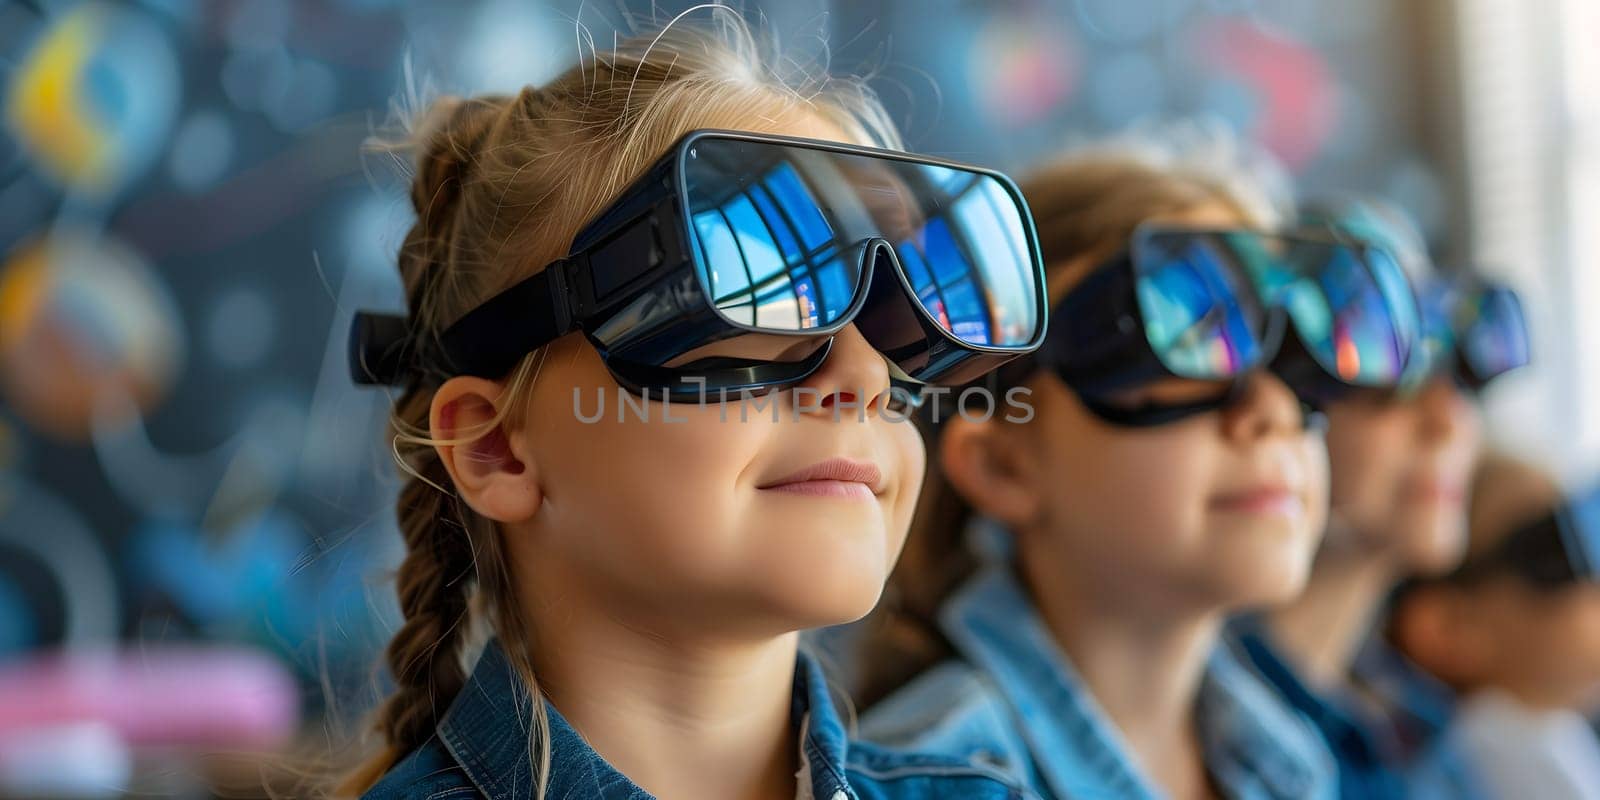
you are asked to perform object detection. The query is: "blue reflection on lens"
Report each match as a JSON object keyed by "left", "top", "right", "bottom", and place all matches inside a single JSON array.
[{"left": 1138, "top": 241, "right": 1260, "bottom": 379}]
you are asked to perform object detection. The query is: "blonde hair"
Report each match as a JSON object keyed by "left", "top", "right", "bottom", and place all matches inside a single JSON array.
[
  {"left": 852, "top": 123, "right": 1292, "bottom": 706},
  {"left": 1465, "top": 450, "right": 1565, "bottom": 563},
  {"left": 336, "top": 10, "right": 899, "bottom": 797},
  {"left": 1023, "top": 120, "right": 1291, "bottom": 291}
]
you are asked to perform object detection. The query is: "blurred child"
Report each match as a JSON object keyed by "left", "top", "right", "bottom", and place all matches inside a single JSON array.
[
  {"left": 1230, "top": 200, "right": 1527, "bottom": 800},
  {"left": 845, "top": 127, "right": 1427, "bottom": 799},
  {"left": 1390, "top": 452, "right": 1600, "bottom": 799}
]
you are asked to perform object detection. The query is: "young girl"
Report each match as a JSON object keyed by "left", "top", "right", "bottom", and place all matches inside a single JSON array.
[
  {"left": 1230, "top": 201, "right": 1515, "bottom": 800},
  {"left": 852, "top": 132, "right": 1380, "bottom": 799},
  {"left": 336, "top": 18, "right": 1042, "bottom": 800}
]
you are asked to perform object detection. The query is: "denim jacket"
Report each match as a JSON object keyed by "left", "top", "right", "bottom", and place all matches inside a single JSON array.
[
  {"left": 1229, "top": 617, "right": 1485, "bottom": 800},
  {"left": 1350, "top": 633, "right": 1485, "bottom": 800},
  {"left": 859, "top": 565, "right": 1337, "bottom": 800},
  {"left": 362, "top": 636, "right": 1035, "bottom": 799}
]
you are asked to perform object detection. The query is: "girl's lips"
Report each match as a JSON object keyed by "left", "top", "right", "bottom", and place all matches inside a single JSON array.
[
  {"left": 1210, "top": 486, "right": 1305, "bottom": 517},
  {"left": 1408, "top": 479, "right": 1466, "bottom": 505},
  {"left": 761, "top": 480, "right": 877, "bottom": 500},
  {"left": 758, "top": 457, "right": 885, "bottom": 499}
]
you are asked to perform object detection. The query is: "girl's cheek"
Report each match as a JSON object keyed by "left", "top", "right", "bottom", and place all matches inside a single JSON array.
[
  {"left": 892, "top": 422, "right": 926, "bottom": 530},
  {"left": 902, "top": 423, "right": 927, "bottom": 490},
  {"left": 1304, "top": 445, "right": 1326, "bottom": 484}
]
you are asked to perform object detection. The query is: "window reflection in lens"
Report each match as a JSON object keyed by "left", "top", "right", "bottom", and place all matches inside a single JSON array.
[{"left": 684, "top": 138, "right": 1040, "bottom": 347}]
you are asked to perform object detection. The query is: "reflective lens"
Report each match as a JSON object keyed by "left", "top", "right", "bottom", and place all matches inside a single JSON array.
[
  {"left": 1460, "top": 285, "right": 1530, "bottom": 382},
  {"left": 1275, "top": 240, "right": 1414, "bottom": 386},
  {"left": 682, "top": 137, "right": 1041, "bottom": 346},
  {"left": 1565, "top": 486, "right": 1600, "bottom": 579},
  {"left": 1129, "top": 229, "right": 1417, "bottom": 388},
  {"left": 1131, "top": 231, "right": 1271, "bottom": 380},
  {"left": 685, "top": 154, "right": 865, "bottom": 331},
  {"left": 1404, "top": 277, "right": 1530, "bottom": 389},
  {"left": 1401, "top": 280, "right": 1456, "bottom": 387}
]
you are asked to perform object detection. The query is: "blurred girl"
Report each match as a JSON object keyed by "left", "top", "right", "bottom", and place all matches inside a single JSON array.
[
  {"left": 1231, "top": 200, "right": 1525, "bottom": 800},
  {"left": 852, "top": 129, "right": 1421, "bottom": 799}
]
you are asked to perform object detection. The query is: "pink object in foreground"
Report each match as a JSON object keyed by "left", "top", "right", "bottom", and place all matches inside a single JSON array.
[{"left": 0, "top": 644, "right": 300, "bottom": 748}]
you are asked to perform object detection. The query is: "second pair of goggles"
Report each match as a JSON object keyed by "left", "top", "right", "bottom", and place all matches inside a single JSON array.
[
  {"left": 1029, "top": 224, "right": 1421, "bottom": 426},
  {"left": 1398, "top": 271, "right": 1530, "bottom": 393},
  {"left": 348, "top": 130, "right": 1048, "bottom": 397},
  {"left": 1447, "top": 485, "right": 1600, "bottom": 588}
]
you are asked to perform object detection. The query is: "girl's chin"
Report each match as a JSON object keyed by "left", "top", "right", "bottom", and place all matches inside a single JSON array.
[
  {"left": 771, "top": 571, "right": 889, "bottom": 628},
  {"left": 1205, "top": 541, "right": 1318, "bottom": 605},
  {"left": 1393, "top": 524, "right": 1468, "bottom": 575}
]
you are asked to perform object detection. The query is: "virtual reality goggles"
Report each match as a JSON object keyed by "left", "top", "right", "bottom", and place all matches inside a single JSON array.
[
  {"left": 1449, "top": 485, "right": 1600, "bottom": 588},
  {"left": 349, "top": 130, "right": 1049, "bottom": 398},
  {"left": 1401, "top": 272, "right": 1530, "bottom": 393},
  {"left": 1011, "top": 225, "right": 1420, "bottom": 426},
  {"left": 1302, "top": 200, "right": 1529, "bottom": 397}
]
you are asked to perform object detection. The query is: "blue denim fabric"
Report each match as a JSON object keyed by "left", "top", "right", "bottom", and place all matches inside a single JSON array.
[
  {"left": 1229, "top": 617, "right": 1486, "bottom": 800},
  {"left": 1350, "top": 635, "right": 1486, "bottom": 800},
  {"left": 860, "top": 565, "right": 1337, "bottom": 800},
  {"left": 362, "top": 636, "right": 1034, "bottom": 799}
]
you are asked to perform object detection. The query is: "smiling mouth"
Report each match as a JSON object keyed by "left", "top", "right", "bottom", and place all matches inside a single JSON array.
[
  {"left": 1407, "top": 479, "right": 1465, "bottom": 505},
  {"left": 762, "top": 480, "right": 877, "bottom": 499},
  {"left": 758, "top": 457, "right": 885, "bottom": 500},
  {"left": 1210, "top": 486, "right": 1305, "bottom": 517}
]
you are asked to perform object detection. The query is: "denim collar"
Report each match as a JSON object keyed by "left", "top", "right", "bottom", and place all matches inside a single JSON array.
[
  {"left": 1349, "top": 634, "right": 1458, "bottom": 754},
  {"left": 1201, "top": 639, "right": 1336, "bottom": 799},
  {"left": 435, "top": 637, "right": 858, "bottom": 800},
  {"left": 941, "top": 564, "right": 1331, "bottom": 800},
  {"left": 1230, "top": 615, "right": 1408, "bottom": 800},
  {"left": 1349, "top": 633, "right": 1486, "bottom": 800}
]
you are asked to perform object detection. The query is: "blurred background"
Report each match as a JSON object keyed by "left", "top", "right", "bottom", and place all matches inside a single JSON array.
[{"left": 0, "top": 0, "right": 1594, "bottom": 796}]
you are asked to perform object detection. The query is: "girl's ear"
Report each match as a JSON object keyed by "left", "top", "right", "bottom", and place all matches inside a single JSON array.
[
  {"left": 429, "top": 376, "right": 543, "bottom": 523},
  {"left": 938, "top": 415, "right": 1044, "bottom": 529}
]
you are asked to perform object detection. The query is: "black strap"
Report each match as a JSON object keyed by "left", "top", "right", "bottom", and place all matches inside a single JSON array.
[
  {"left": 1046, "top": 253, "right": 1171, "bottom": 396},
  {"left": 347, "top": 262, "right": 577, "bottom": 386},
  {"left": 348, "top": 311, "right": 413, "bottom": 386},
  {"left": 435, "top": 263, "right": 575, "bottom": 378}
]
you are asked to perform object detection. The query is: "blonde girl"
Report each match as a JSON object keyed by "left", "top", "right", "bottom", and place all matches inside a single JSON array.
[{"left": 338, "top": 14, "right": 1043, "bottom": 800}]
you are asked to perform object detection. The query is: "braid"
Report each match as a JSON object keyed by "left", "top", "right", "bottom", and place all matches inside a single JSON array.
[
  {"left": 397, "top": 94, "right": 514, "bottom": 345},
  {"left": 336, "top": 11, "right": 906, "bottom": 797},
  {"left": 340, "top": 96, "right": 510, "bottom": 787},
  {"left": 373, "top": 436, "right": 477, "bottom": 754}
]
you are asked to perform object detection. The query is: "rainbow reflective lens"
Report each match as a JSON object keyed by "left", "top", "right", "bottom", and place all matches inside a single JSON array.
[
  {"left": 1452, "top": 281, "right": 1523, "bottom": 387},
  {"left": 1028, "top": 225, "right": 1422, "bottom": 427},
  {"left": 1271, "top": 236, "right": 1417, "bottom": 387},
  {"left": 1130, "top": 228, "right": 1417, "bottom": 387},
  {"left": 1403, "top": 274, "right": 1530, "bottom": 391},
  {"left": 349, "top": 130, "right": 1048, "bottom": 396},
  {"left": 1129, "top": 230, "right": 1271, "bottom": 380}
]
